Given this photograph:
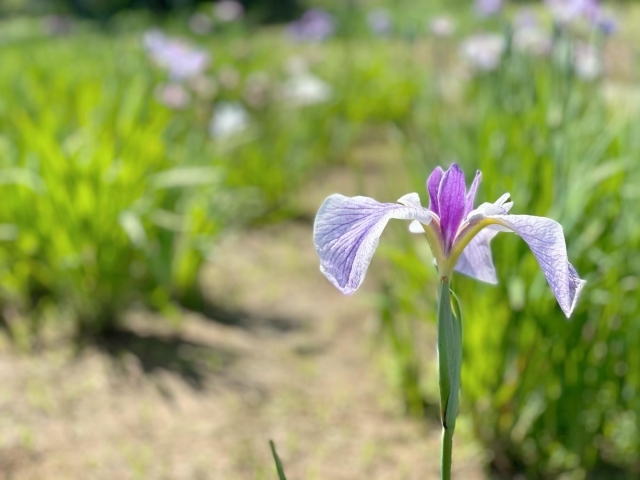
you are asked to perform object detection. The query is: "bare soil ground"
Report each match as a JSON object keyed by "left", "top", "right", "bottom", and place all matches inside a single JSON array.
[{"left": 0, "top": 161, "right": 487, "bottom": 480}]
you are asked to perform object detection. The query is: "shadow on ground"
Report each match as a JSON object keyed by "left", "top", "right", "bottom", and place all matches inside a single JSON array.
[
  {"left": 86, "top": 328, "right": 238, "bottom": 391},
  {"left": 199, "top": 301, "right": 304, "bottom": 333}
]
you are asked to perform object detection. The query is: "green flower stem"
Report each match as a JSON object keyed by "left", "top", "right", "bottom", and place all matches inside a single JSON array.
[
  {"left": 442, "top": 427, "right": 454, "bottom": 480},
  {"left": 437, "top": 279, "right": 462, "bottom": 480}
]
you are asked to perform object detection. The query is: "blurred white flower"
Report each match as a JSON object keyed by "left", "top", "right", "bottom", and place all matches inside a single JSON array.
[
  {"left": 430, "top": 16, "right": 455, "bottom": 37},
  {"left": 281, "top": 73, "right": 332, "bottom": 107},
  {"left": 209, "top": 102, "right": 249, "bottom": 139},
  {"left": 513, "top": 27, "right": 552, "bottom": 56},
  {"left": 513, "top": 9, "right": 552, "bottom": 56},
  {"left": 367, "top": 9, "right": 392, "bottom": 36},
  {"left": 143, "top": 30, "right": 210, "bottom": 81},
  {"left": 189, "top": 12, "right": 213, "bottom": 35},
  {"left": 460, "top": 34, "right": 506, "bottom": 71},
  {"left": 156, "top": 83, "right": 190, "bottom": 109},
  {"left": 573, "top": 42, "right": 601, "bottom": 80},
  {"left": 214, "top": 0, "right": 245, "bottom": 23}
]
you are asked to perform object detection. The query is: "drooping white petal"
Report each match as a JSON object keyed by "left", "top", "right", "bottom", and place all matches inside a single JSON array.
[
  {"left": 454, "top": 228, "right": 499, "bottom": 284},
  {"left": 397, "top": 192, "right": 423, "bottom": 208},
  {"left": 466, "top": 192, "right": 513, "bottom": 231},
  {"left": 399, "top": 193, "right": 431, "bottom": 234},
  {"left": 314, "top": 194, "right": 437, "bottom": 294},
  {"left": 491, "top": 214, "right": 585, "bottom": 317},
  {"left": 409, "top": 220, "right": 425, "bottom": 234},
  {"left": 495, "top": 192, "right": 511, "bottom": 206}
]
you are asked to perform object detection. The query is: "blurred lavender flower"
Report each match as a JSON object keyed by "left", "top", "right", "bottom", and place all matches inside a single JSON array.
[
  {"left": 156, "top": 83, "right": 190, "bottom": 109},
  {"left": 367, "top": 9, "right": 392, "bottom": 36},
  {"left": 209, "top": 102, "right": 249, "bottom": 139},
  {"left": 281, "top": 73, "right": 332, "bottom": 107},
  {"left": 595, "top": 9, "right": 617, "bottom": 35},
  {"left": 42, "top": 15, "right": 74, "bottom": 36},
  {"left": 460, "top": 34, "right": 506, "bottom": 71},
  {"left": 189, "top": 12, "right": 213, "bottom": 35},
  {"left": 314, "top": 163, "right": 585, "bottom": 317},
  {"left": 214, "top": 0, "right": 245, "bottom": 22},
  {"left": 513, "top": 9, "right": 553, "bottom": 56},
  {"left": 513, "top": 7, "right": 538, "bottom": 28},
  {"left": 573, "top": 42, "right": 601, "bottom": 80},
  {"left": 474, "top": 0, "right": 504, "bottom": 18},
  {"left": 288, "top": 9, "right": 335, "bottom": 42},
  {"left": 544, "top": 0, "right": 600, "bottom": 25},
  {"left": 430, "top": 16, "right": 456, "bottom": 37},
  {"left": 143, "top": 30, "right": 210, "bottom": 81}
]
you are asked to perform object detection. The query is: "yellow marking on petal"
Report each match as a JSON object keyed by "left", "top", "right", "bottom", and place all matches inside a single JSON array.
[
  {"left": 422, "top": 221, "right": 447, "bottom": 276},
  {"left": 447, "top": 217, "right": 510, "bottom": 272}
]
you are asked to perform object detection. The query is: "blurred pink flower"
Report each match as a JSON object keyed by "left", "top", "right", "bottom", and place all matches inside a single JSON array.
[{"left": 156, "top": 83, "right": 191, "bottom": 109}]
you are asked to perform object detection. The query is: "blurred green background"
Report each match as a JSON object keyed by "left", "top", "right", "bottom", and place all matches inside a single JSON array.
[{"left": 0, "top": 0, "right": 638, "bottom": 479}]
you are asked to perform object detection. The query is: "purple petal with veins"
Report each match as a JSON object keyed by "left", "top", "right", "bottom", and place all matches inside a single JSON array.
[
  {"left": 438, "top": 164, "right": 467, "bottom": 251},
  {"left": 314, "top": 194, "right": 436, "bottom": 294},
  {"left": 454, "top": 228, "right": 498, "bottom": 283},
  {"left": 465, "top": 170, "right": 482, "bottom": 215},
  {"left": 427, "top": 166, "right": 444, "bottom": 215},
  {"left": 492, "top": 214, "right": 585, "bottom": 317}
]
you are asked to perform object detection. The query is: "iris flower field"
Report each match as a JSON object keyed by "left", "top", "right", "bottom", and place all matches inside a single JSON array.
[{"left": 0, "top": 0, "right": 639, "bottom": 478}]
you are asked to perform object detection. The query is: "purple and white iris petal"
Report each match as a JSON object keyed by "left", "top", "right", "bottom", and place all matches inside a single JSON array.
[
  {"left": 454, "top": 228, "right": 499, "bottom": 284},
  {"left": 314, "top": 194, "right": 436, "bottom": 294},
  {"left": 465, "top": 170, "right": 482, "bottom": 215},
  {"left": 492, "top": 214, "right": 585, "bottom": 317},
  {"left": 427, "top": 166, "right": 445, "bottom": 215},
  {"left": 438, "top": 164, "right": 467, "bottom": 250}
]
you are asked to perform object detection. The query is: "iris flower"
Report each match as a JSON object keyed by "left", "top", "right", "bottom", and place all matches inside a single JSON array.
[{"left": 314, "top": 163, "right": 585, "bottom": 317}]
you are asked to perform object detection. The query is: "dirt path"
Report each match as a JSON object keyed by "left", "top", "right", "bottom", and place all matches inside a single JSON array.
[{"left": 0, "top": 220, "right": 485, "bottom": 480}]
